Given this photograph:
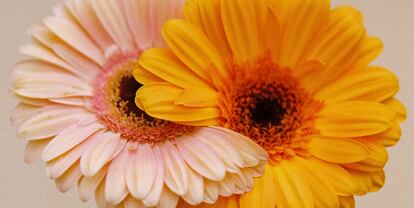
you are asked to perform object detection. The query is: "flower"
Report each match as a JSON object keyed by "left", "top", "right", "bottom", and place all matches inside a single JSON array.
[
  {"left": 10, "top": 0, "right": 267, "bottom": 207},
  {"left": 135, "top": 0, "right": 407, "bottom": 207}
]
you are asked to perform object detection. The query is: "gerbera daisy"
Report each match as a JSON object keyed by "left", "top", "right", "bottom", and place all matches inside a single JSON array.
[
  {"left": 10, "top": 0, "right": 267, "bottom": 207},
  {"left": 135, "top": 0, "right": 406, "bottom": 207}
]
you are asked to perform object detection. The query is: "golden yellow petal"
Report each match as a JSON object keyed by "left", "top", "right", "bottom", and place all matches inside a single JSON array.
[
  {"left": 133, "top": 65, "right": 164, "bottom": 85},
  {"left": 240, "top": 165, "right": 277, "bottom": 208},
  {"left": 369, "top": 170, "right": 385, "bottom": 192},
  {"left": 139, "top": 48, "right": 211, "bottom": 89},
  {"left": 300, "top": 6, "right": 364, "bottom": 88},
  {"left": 308, "top": 136, "right": 369, "bottom": 164},
  {"left": 271, "top": 159, "right": 314, "bottom": 208},
  {"left": 162, "top": 19, "right": 228, "bottom": 87},
  {"left": 292, "top": 157, "right": 339, "bottom": 207},
  {"left": 315, "top": 67, "right": 399, "bottom": 103},
  {"left": 277, "top": 0, "right": 331, "bottom": 68},
  {"left": 265, "top": 9, "right": 282, "bottom": 62},
  {"left": 316, "top": 101, "right": 394, "bottom": 137},
  {"left": 184, "top": 0, "right": 232, "bottom": 59},
  {"left": 136, "top": 83, "right": 220, "bottom": 123},
  {"left": 306, "top": 157, "right": 356, "bottom": 196},
  {"left": 382, "top": 98, "right": 407, "bottom": 123},
  {"left": 339, "top": 196, "right": 355, "bottom": 208},
  {"left": 342, "top": 138, "right": 388, "bottom": 172},
  {"left": 221, "top": 0, "right": 268, "bottom": 64},
  {"left": 175, "top": 87, "right": 219, "bottom": 107},
  {"left": 346, "top": 169, "right": 373, "bottom": 195},
  {"left": 378, "top": 124, "right": 402, "bottom": 147}
]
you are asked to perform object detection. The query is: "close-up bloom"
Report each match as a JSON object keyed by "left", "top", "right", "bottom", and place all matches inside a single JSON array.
[
  {"left": 10, "top": 0, "right": 267, "bottom": 207},
  {"left": 136, "top": 0, "right": 407, "bottom": 207}
]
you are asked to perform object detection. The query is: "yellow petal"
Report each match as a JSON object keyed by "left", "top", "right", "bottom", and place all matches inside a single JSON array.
[
  {"left": 316, "top": 101, "right": 394, "bottom": 137},
  {"left": 175, "top": 87, "right": 219, "bottom": 107},
  {"left": 265, "top": 9, "right": 282, "bottom": 62},
  {"left": 339, "top": 196, "right": 355, "bottom": 208},
  {"left": 306, "top": 157, "right": 356, "bottom": 196},
  {"left": 272, "top": 159, "right": 314, "bottom": 208},
  {"left": 369, "top": 170, "right": 385, "bottom": 192},
  {"left": 308, "top": 135, "right": 369, "bottom": 163},
  {"left": 133, "top": 65, "right": 164, "bottom": 85},
  {"left": 139, "top": 48, "right": 210, "bottom": 89},
  {"left": 382, "top": 98, "right": 407, "bottom": 123},
  {"left": 292, "top": 157, "right": 339, "bottom": 207},
  {"left": 162, "top": 19, "right": 228, "bottom": 87},
  {"left": 342, "top": 138, "right": 388, "bottom": 172},
  {"left": 346, "top": 170, "right": 373, "bottom": 195},
  {"left": 240, "top": 165, "right": 277, "bottom": 208},
  {"left": 184, "top": 0, "right": 232, "bottom": 59},
  {"left": 221, "top": 0, "right": 268, "bottom": 64},
  {"left": 136, "top": 82, "right": 181, "bottom": 110},
  {"left": 351, "top": 37, "right": 384, "bottom": 70},
  {"left": 301, "top": 6, "right": 364, "bottom": 87},
  {"left": 378, "top": 124, "right": 402, "bottom": 147},
  {"left": 277, "top": 0, "right": 331, "bottom": 68},
  {"left": 357, "top": 138, "right": 388, "bottom": 168},
  {"left": 136, "top": 83, "right": 221, "bottom": 123},
  {"left": 315, "top": 67, "right": 399, "bottom": 103},
  {"left": 176, "top": 119, "right": 218, "bottom": 126}
]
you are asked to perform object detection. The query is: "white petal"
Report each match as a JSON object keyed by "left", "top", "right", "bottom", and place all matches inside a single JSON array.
[
  {"left": 217, "top": 174, "right": 235, "bottom": 197},
  {"left": 176, "top": 135, "right": 226, "bottom": 181},
  {"left": 160, "top": 141, "right": 188, "bottom": 195},
  {"left": 105, "top": 146, "right": 129, "bottom": 205},
  {"left": 123, "top": 196, "right": 146, "bottom": 208},
  {"left": 14, "top": 70, "right": 92, "bottom": 99},
  {"left": 121, "top": 0, "right": 152, "bottom": 49},
  {"left": 55, "top": 162, "right": 82, "bottom": 193},
  {"left": 24, "top": 139, "right": 50, "bottom": 164},
  {"left": 11, "top": 104, "right": 40, "bottom": 126},
  {"left": 44, "top": 16, "right": 105, "bottom": 65},
  {"left": 50, "top": 97, "right": 86, "bottom": 106},
  {"left": 142, "top": 146, "right": 164, "bottom": 207},
  {"left": 182, "top": 167, "right": 204, "bottom": 205},
  {"left": 80, "top": 131, "right": 121, "bottom": 176},
  {"left": 92, "top": 0, "right": 135, "bottom": 52},
  {"left": 212, "top": 127, "right": 268, "bottom": 166},
  {"left": 125, "top": 144, "right": 156, "bottom": 199},
  {"left": 52, "top": 43, "right": 101, "bottom": 81},
  {"left": 157, "top": 187, "right": 179, "bottom": 208},
  {"left": 196, "top": 128, "right": 245, "bottom": 172},
  {"left": 78, "top": 165, "right": 107, "bottom": 202},
  {"left": 42, "top": 122, "right": 103, "bottom": 161},
  {"left": 203, "top": 179, "right": 219, "bottom": 204},
  {"left": 17, "top": 105, "right": 87, "bottom": 140},
  {"left": 72, "top": 0, "right": 114, "bottom": 50},
  {"left": 19, "top": 44, "right": 83, "bottom": 77}
]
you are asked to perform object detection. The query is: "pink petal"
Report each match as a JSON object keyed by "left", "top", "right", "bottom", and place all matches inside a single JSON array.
[
  {"left": 92, "top": 0, "right": 136, "bottom": 52},
  {"left": 182, "top": 167, "right": 204, "bottom": 205},
  {"left": 78, "top": 165, "right": 107, "bottom": 202},
  {"left": 80, "top": 131, "right": 121, "bottom": 176},
  {"left": 24, "top": 139, "right": 50, "bottom": 164},
  {"left": 55, "top": 162, "right": 82, "bottom": 193},
  {"left": 105, "top": 146, "right": 129, "bottom": 205},
  {"left": 142, "top": 145, "right": 164, "bottom": 207},
  {"left": 44, "top": 16, "right": 105, "bottom": 65},
  {"left": 160, "top": 141, "right": 188, "bottom": 195},
  {"left": 42, "top": 122, "right": 103, "bottom": 161}
]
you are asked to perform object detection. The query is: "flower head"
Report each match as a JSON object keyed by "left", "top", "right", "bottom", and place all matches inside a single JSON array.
[
  {"left": 136, "top": 0, "right": 406, "bottom": 207},
  {"left": 11, "top": 0, "right": 267, "bottom": 207}
]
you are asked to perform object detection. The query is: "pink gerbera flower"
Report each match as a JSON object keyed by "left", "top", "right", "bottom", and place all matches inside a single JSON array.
[{"left": 10, "top": 0, "right": 267, "bottom": 207}]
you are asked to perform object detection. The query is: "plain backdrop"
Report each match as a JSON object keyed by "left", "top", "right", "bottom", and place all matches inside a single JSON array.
[{"left": 0, "top": 0, "right": 413, "bottom": 207}]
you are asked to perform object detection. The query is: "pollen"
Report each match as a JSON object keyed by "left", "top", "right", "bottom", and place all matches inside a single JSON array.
[
  {"left": 218, "top": 57, "right": 323, "bottom": 164},
  {"left": 93, "top": 53, "right": 192, "bottom": 145}
]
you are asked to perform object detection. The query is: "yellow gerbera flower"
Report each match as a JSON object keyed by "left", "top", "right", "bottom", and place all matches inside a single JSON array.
[{"left": 135, "top": 0, "right": 406, "bottom": 207}]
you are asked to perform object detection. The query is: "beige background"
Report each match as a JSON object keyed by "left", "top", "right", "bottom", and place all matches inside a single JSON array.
[{"left": 0, "top": 0, "right": 413, "bottom": 207}]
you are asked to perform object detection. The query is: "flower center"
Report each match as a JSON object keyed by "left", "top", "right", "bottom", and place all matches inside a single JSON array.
[
  {"left": 93, "top": 53, "right": 192, "bottom": 144},
  {"left": 219, "top": 58, "right": 322, "bottom": 164}
]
